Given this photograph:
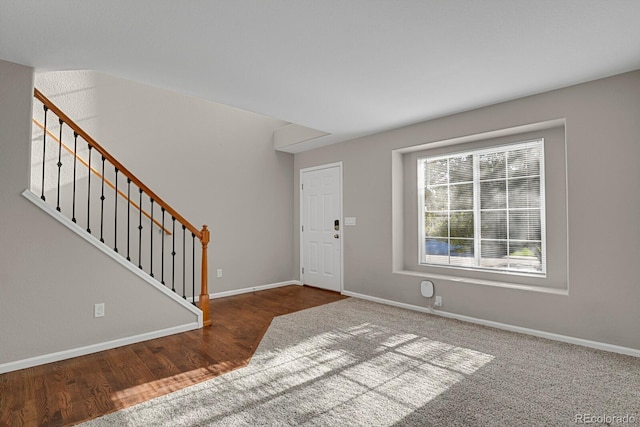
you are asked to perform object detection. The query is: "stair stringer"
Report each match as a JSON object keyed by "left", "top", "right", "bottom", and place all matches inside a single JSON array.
[{"left": 22, "top": 188, "right": 203, "bottom": 323}]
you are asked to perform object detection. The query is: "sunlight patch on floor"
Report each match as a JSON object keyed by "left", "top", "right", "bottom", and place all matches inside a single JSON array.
[
  {"left": 109, "top": 359, "right": 245, "bottom": 409},
  {"left": 150, "top": 323, "right": 497, "bottom": 425}
]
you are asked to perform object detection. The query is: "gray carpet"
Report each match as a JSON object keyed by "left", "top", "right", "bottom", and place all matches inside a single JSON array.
[{"left": 82, "top": 298, "right": 640, "bottom": 426}]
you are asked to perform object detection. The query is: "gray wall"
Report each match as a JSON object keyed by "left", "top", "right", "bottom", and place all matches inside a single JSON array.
[
  {"left": 0, "top": 60, "right": 198, "bottom": 366},
  {"left": 294, "top": 70, "right": 640, "bottom": 350},
  {"left": 3, "top": 58, "right": 638, "bottom": 367},
  {"left": 35, "top": 71, "right": 295, "bottom": 294}
]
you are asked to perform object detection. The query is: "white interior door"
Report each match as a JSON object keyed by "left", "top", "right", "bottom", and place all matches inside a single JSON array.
[{"left": 301, "top": 165, "right": 342, "bottom": 292}]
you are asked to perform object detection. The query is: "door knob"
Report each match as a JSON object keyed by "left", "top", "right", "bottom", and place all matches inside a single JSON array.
[{"left": 334, "top": 234, "right": 340, "bottom": 239}]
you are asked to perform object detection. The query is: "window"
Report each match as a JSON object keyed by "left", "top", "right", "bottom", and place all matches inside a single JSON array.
[{"left": 418, "top": 139, "right": 545, "bottom": 275}]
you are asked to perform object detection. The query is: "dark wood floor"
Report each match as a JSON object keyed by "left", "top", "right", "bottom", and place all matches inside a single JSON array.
[{"left": 0, "top": 285, "right": 347, "bottom": 427}]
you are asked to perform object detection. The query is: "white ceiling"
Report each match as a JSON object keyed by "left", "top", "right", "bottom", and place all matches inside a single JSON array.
[{"left": 2, "top": 1, "right": 640, "bottom": 152}]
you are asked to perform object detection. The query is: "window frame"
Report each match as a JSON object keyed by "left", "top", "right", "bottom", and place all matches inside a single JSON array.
[{"left": 417, "top": 138, "right": 547, "bottom": 277}]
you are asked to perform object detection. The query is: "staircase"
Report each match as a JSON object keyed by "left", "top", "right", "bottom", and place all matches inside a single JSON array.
[{"left": 28, "top": 88, "right": 211, "bottom": 327}]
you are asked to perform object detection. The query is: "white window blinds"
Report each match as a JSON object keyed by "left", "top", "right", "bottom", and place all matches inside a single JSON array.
[{"left": 418, "top": 139, "right": 546, "bottom": 275}]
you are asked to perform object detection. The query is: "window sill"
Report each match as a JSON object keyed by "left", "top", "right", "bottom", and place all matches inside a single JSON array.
[{"left": 393, "top": 269, "right": 568, "bottom": 295}]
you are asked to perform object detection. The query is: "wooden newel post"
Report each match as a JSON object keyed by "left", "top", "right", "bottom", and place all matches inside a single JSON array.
[{"left": 199, "top": 225, "right": 212, "bottom": 327}]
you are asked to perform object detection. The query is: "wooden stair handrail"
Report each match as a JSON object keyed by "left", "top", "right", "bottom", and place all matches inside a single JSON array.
[
  {"left": 32, "top": 118, "right": 171, "bottom": 235},
  {"left": 34, "top": 88, "right": 211, "bottom": 327},
  {"left": 34, "top": 89, "right": 202, "bottom": 240}
]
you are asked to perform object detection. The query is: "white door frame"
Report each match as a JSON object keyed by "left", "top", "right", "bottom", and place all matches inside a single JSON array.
[{"left": 299, "top": 162, "right": 344, "bottom": 292}]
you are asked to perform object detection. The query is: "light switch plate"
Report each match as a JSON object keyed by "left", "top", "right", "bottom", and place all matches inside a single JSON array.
[{"left": 344, "top": 217, "right": 356, "bottom": 226}]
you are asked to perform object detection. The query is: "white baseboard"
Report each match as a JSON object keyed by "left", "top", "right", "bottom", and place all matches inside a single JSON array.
[
  {"left": 207, "top": 280, "right": 302, "bottom": 300},
  {"left": 342, "top": 290, "right": 433, "bottom": 314},
  {"left": 342, "top": 290, "right": 640, "bottom": 358},
  {"left": 0, "top": 322, "right": 200, "bottom": 374},
  {"left": 1, "top": 279, "right": 301, "bottom": 374}
]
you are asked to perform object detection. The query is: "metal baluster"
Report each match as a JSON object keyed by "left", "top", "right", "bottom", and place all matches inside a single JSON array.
[
  {"left": 56, "top": 119, "right": 63, "bottom": 212},
  {"left": 150, "top": 199, "right": 154, "bottom": 277},
  {"left": 71, "top": 132, "right": 78, "bottom": 223},
  {"left": 161, "top": 208, "right": 166, "bottom": 285},
  {"left": 126, "top": 179, "right": 131, "bottom": 261},
  {"left": 40, "top": 106, "right": 48, "bottom": 201},
  {"left": 114, "top": 168, "right": 119, "bottom": 252},
  {"left": 99, "top": 156, "right": 106, "bottom": 243},
  {"left": 182, "top": 225, "right": 186, "bottom": 299},
  {"left": 171, "top": 217, "right": 176, "bottom": 292},
  {"left": 192, "top": 233, "right": 196, "bottom": 305},
  {"left": 138, "top": 188, "right": 143, "bottom": 269},
  {"left": 86, "top": 145, "right": 92, "bottom": 234}
]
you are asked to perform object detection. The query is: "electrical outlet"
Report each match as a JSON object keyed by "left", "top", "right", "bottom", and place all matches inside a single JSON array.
[
  {"left": 217, "top": 268, "right": 223, "bottom": 278},
  {"left": 434, "top": 296, "right": 442, "bottom": 307},
  {"left": 94, "top": 303, "right": 105, "bottom": 318}
]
